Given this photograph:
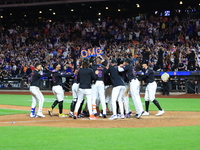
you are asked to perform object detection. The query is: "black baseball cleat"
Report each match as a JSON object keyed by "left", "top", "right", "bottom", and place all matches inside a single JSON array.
[
  {"left": 68, "top": 112, "right": 74, "bottom": 118},
  {"left": 78, "top": 114, "right": 84, "bottom": 118},
  {"left": 103, "top": 114, "right": 107, "bottom": 118},
  {"left": 73, "top": 115, "right": 77, "bottom": 119},
  {"left": 134, "top": 114, "right": 138, "bottom": 118},
  {"left": 48, "top": 109, "right": 53, "bottom": 116},
  {"left": 137, "top": 111, "right": 144, "bottom": 119}
]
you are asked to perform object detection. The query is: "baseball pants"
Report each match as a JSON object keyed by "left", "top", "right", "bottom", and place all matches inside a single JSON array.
[
  {"left": 91, "top": 84, "right": 97, "bottom": 113},
  {"left": 29, "top": 86, "right": 44, "bottom": 114},
  {"left": 111, "top": 86, "right": 126, "bottom": 116},
  {"left": 92, "top": 81, "right": 107, "bottom": 115},
  {"left": 52, "top": 85, "right": 64, "bottom": 102},
  {"left": 105, "top": 85, "right": 113, "bottom": 111},
  {"left": 123, "top": 84, "right": 131, "bottom": 114},
  {"left": 72, "top": 83, "right": 79, "bottom": 100},
  {"left": 145, "top": 81, "right": 157, "bottom": 101},
  {"left": 130, "top": 79, "right": 144, "bottom": 114},
  {"left": 70, "top": 83, "right": 80, "bottom": 113},
  {"left": 74, "top": 88, "right": 93, "bottom": 115}
]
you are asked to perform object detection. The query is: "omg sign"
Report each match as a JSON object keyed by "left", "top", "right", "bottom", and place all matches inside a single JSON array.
[{"left": 81, "top": 47, "right": 103, "bottom": 58}]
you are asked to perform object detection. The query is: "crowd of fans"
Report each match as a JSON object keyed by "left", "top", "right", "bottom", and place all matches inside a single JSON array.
[{"left": 0, "top": 15, "right": 200, "bottom": 82}]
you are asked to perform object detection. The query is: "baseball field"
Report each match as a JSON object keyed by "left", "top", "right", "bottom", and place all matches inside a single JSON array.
[{"left": 0, "top": 91, "right": 200, "bottom": 150}]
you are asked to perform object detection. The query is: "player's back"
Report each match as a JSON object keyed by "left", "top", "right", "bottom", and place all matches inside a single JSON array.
[
  {"left": 78, "top": 68, "right": 95, "bottom": 89},
  {"left": 30, "top": 70, "right": 41, "bottom": 87},
  {"left": 52, "top": 71, "right": 62, "bottom": 86},
  {"left": 108, "top": 65, "right": 125, "bottom": 87},
  {"left": 93, "top": 64, "right": 107, "bottom": 81}
]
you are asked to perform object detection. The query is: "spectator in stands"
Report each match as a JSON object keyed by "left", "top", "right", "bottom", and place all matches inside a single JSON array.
[
  {"left": 156, "top": 48, "right": 164, "bottom": 71},
  {"left": 187, "top": 50, "right": 196, "bottom": 71},
  {"left": 23, "top": 81, "right": 29, "bottom": 88},
  {"left": 178, "top": 59, "right": 186, "bottom": 71},
  {"left": 0, "top": 70, "right": 4, "bottom": 82},
  {"left": 174, "top": 49, "right": 180, "bottom": 71},
  {"left": 142, "top": 48, "right": 151, "bottom": 62},
  {"left": 7, "top": 82, "right": 12, "bottom": 88},
  {"left": 1, "top": 15, "right": 200, "bottom": 77}
]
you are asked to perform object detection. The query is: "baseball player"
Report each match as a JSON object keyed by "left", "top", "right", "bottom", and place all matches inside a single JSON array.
[
  {"left": 91, "top": 57, "right": 107, "bottom": 118},
  {"left": 105, "top": 59, "right": 126, "bottom": 120},
  {"left": 48, "top": 63, "right": 73, "bottom": 118},
  {"left": 103, "top": 63, "right": 113, "bottom": 113},
  {"left": 118, "top": 58, "right": 144, "bottom": 119},
  {"left": 73, "top": 59, "right": 99, "bottom": 120},
  {"left": 29, "top": 63, "right": 50, "bottom": 118},
  {"left": 105, "top": 85, "right": 112, "bottom": 112},
  {"left": 140, "top": 61, "right": 164, "bottom": 116},
  {"left": 69, "top": 67, "right": 85, "bottom": 118},
  {"left": 122, "top": 83, "right": 131, "bottom": 118},
  {"left": 69, "top": 68, "right": 80, "bottom": 117}
]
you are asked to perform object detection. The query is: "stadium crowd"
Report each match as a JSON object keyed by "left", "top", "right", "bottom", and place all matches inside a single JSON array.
[{"left": 0, "top": 15, "right": 200, "bottom": 81}]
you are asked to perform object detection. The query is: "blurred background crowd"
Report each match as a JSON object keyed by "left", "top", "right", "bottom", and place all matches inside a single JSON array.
[{"left": 0, "top": 15, "right": 200, "bottom": 81}]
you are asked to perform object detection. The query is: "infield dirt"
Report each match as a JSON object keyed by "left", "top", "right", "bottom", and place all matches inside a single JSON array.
[{"left": 0, "top": 91, "right": 199, "bottom": 128}]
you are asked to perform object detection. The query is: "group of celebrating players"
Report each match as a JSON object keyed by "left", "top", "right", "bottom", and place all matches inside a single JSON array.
[{"left": 29, "top": 56, "right": 165, "bottom": 120}]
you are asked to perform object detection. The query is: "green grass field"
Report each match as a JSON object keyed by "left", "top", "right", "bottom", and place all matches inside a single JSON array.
[
  {"left": 0, "top": 126, "right": 200, "bottom": 150},
  {"left": 0, "top": 94, "right": 200, "bottom": 112},
  {"left": 0, "top": 108, "right": 29, "bottom": 116},
  {"left": 0, "top": 94, "right": 200, "bottom": 150}
]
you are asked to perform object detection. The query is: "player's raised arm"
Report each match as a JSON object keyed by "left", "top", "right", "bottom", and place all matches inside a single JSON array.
[
  {"left": 42, "top": 71, "right": 52, "bottom": 77},
  {"left": 62, "top": 72, "right": 74, "bottom": 78}
]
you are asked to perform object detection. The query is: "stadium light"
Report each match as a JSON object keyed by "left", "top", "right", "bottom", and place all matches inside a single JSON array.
[
  {"left": 53, "top": 12, "right": 56, "bottom": 15},
  {"left": 90, "top": 6, "right": 92, "bottom": 8},
  {"left": 180, "top": 1, "right": 183, "bottom": 4},
  {"left": 118, "top": 9, "right": 121, "bottom": 12},
  {"left": 199, "top": 3, "right": 200, "bottom": 6},
  {"left": 10, "top": 13, "right": 12, "bottom": 15},
  {"left": 136, "top": 4, "right": 140, "bottom": 8},
  {"left": 39, "top": 11, "right": 42, "bottom": 14},
  {"left": 98, "top": 12, "right": 101, "bottom": 15},
  {"left": 71, "top": 9, "right": 74, "bottom": 12},
  {"left": 106, "top": 7, "right": 108, "bottom": 9},
  {"left": 0, "top": 16, "right": 3, "bottom": 18},
  {"left": 49, "top": 9, "right": 52, "bottom": 11},
  {"left": 24, "top": 14, "right": 26, "bottom": 17}
]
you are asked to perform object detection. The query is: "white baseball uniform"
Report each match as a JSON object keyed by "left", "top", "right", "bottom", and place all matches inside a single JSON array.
[
  {"left": 130, "top": 78, "right": 144, "bottom": 113},
  {"left": 75, "top": 88, "right": 93, "bottom": 115},
  {"left": 72, "top": 83, "right": 79, "bottom": 100},
  {"left": 118, "top": 65, "right": 144, "bottom": 114},
  {"left": 29, "top": 86, "right": 44, "bottom": 114},
  {"left": 92, "top": 81, "right": 107, "bottom": 115},
  {"left": 123, "top": 83, "right": 131, "bottom": 114},
  {"left": 105, "top": 85, "right": 113, "bottom": 111},
  {"left": 111, "top": 86, "right": 126, "bottom": 115},
  {"left": 144, "top": 81, "right": 157, "bottom": 101},
  {"left": 52, "top": 85, "right": 64, "bottom": 102}
]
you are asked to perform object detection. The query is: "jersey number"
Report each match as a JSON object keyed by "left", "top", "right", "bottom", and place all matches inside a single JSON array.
[{"left": 98, "top": 71, "right": 102, "bottom": 77}]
